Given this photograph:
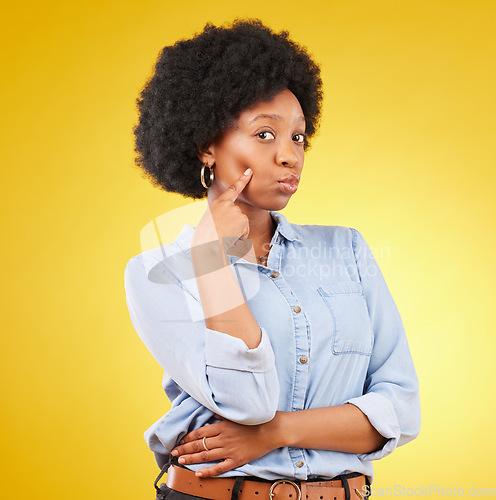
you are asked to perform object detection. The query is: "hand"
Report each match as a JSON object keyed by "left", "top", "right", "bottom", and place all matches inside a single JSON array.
[
  {"left": 193, "top": 168, "right": 253, "bottom": 254},
  {"left": 171, "top": 415, "right": 280, "bottom": 478}
]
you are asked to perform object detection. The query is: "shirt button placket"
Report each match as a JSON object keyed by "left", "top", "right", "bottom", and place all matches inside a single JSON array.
[
  {"left": 290, "top": 300, "right": 309, "bottom": 479},
  {"left": 270, "top": 271, "right": 308, "bottom": 480}
]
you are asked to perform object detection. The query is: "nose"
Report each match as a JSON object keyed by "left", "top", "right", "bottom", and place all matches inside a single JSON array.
[{"left": 275, "top": 140, "right": 298, "bottom": 168}]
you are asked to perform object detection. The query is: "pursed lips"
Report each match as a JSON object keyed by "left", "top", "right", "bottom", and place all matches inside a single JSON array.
[
  {"left": 277, "top": 173, "right": 300, "bottom": 194},
  {"left": 278, "top": 173, "right": 300, "bottom": 185}
]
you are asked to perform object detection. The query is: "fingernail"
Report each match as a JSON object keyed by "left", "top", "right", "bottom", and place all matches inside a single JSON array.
[
  {"left": 196, "top": 472, "right": 203, "bottom": 477},
  {"left": 244, "top": 168, "right": 251, "bottom": 175},
  {"left": 171, "top": 450, "right": 178, "bottom": 456},
  {"left": 178, "top": 457, "right": 185, "bottom": 464}
]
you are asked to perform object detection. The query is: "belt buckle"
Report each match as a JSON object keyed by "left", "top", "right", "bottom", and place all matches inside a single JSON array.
[{"left": 269, "top": 479, "right": 302, "bottom": 500}]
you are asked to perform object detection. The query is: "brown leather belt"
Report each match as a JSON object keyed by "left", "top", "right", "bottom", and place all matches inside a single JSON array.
[{"left": 165, "top": 464, "right": 368, "bottom": 500}]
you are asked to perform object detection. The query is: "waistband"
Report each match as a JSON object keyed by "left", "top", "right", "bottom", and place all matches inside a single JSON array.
[{"left": 159, "top": 463, "right": 369, "bottom": 500}]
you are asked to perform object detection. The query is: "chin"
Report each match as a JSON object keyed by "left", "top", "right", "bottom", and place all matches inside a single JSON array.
[
  {"left": 237, "top": 189, "right": 295, "bottom": 211},
  {"left": 256, "top": 195, "right": 293, "bottom": 212}
]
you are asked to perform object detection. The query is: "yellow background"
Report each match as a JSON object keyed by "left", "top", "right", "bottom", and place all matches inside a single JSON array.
[{"left": 2, "top": 0, "right": 495, "bottom": 498}]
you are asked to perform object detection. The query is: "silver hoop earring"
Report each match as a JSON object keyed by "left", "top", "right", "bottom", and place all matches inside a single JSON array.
[{"left": 200, "top": 163, "right": 214, "bottom": 189}]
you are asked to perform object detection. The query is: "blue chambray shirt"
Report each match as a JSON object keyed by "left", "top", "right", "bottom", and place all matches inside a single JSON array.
[{"left": 124, "top": 211, "right": 420, "bottom": 482}]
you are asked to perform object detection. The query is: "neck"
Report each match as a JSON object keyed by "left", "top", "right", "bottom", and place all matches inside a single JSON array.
[{"left": 243, "top": 208, "right": 276, "bottom": 250}]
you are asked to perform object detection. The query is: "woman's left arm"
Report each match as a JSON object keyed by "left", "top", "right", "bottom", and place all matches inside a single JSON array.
[{"left": 171, "top": 405, "right": 386, "bottom": 477}]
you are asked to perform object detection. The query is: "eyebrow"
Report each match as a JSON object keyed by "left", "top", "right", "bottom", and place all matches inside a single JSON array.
[{"left": 248, "top": 114, "right": 305, "bottom": 124}]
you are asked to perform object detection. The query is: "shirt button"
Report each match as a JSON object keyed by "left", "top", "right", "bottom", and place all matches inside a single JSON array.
[
  {"left": 299, "top": 356, "right": 308, "bottom": 364},
  {"left": 293, "top": 306, "right": 301, "bottom": 313},
  {"left": 296, "top": 461, "right": 304, "bottom": 468},
  {"left": 270, "top": 272, "right": 279, "bottom": 278}
]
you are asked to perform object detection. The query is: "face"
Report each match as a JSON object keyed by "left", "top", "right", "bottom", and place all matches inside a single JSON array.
[{"left": 200, "top": 89, "right": 306, "bottom": 212}]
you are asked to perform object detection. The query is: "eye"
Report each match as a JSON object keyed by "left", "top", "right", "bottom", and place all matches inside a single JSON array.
[
  {"left": 257, "top": 131, "right": 275, "bottom": 140},
  {"left": 293, "top": 133, "right": 306, "bottom": 144}
]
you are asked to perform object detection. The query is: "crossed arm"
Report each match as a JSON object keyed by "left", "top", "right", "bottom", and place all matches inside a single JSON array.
[{"left": 171, "top": 404, "right": 388, "bottom": 477}]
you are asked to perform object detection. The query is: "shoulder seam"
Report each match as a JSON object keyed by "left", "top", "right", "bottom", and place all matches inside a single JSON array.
[{"left": 350, "top": 228, "right": 362, "bottom": 284}]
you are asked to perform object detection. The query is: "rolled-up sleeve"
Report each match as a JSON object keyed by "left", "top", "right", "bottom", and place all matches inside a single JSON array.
[
  {"left": 345, "top": 229, "right": 421, "bottom": 460},
  {"left": 124, "top": 253, "right": 280, "bottom": 425}
]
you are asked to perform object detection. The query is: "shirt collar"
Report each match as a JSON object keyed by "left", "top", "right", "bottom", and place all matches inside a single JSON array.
[
  {"left": 269, "top": 211, "right": 300, "bottom": 243},
  {"left": 172, "top": 224, "right": 195, "bottom": 254}
]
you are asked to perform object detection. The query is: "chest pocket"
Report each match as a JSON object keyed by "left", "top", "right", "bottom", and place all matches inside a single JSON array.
[{"left": 317, "top": 282, "right": 373, "bottom": 356}]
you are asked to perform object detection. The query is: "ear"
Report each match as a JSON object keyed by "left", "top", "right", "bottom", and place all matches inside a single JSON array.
[{"left": 197, "top": 144, "right": 215, "bottom": 167}]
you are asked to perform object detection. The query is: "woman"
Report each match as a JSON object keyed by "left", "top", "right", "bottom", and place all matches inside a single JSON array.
[{"left": 125, "top": 19, "right": 420, "bottom": 500}]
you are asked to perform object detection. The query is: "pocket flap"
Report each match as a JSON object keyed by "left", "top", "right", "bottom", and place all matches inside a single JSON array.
[
  {"left": 318, "top": 281, "right": 363, "bottom": 296},
  {"left": 318, "top": 282, "right": 373, "bottom": 355}
]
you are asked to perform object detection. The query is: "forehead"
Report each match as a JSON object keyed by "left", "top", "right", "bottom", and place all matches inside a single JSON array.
[{"left": 237, "top": 89, "right": 305, "bottom": 125}]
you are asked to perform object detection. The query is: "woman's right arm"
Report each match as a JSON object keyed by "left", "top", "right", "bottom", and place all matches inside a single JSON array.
[
  {"left": 190, "top": 168, "right": 262, "bottom": 349},
  {"left": 124, "top": 170, "right": 280, "bottom": 425}
]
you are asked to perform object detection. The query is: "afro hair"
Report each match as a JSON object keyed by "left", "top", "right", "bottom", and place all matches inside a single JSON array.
[{"left": 134, "top": 19, "right": 323, "bottom": 199}]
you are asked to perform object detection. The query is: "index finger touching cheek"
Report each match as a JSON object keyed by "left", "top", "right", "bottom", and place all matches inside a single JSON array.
[{"left": 221, "top": 168, "right": 252, "bottom": 202}]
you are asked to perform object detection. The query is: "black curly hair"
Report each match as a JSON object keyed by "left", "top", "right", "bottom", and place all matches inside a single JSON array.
[{"left": 134, "top": 19, "right": 323, "bottom": 199}]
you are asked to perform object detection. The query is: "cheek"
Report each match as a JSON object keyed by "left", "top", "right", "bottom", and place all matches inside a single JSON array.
[
  {"left": 216, "top": 139, "right": 253, "bottom": 168},
  {"left": 219, "top": 153, "right": 260, "bottom": 184},
  {"left": 214, "top": 157, "right": 243, "bottom": 185}
]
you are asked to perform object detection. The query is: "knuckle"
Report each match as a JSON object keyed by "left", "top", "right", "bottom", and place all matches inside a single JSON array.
[
  {"left": 201, "top": 451, "right": 209, "bottom": 461},
  {"left": 215, "top": 464, "right": 224, "bottom": 474}
]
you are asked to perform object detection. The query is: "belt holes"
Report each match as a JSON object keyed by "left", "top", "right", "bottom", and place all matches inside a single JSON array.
[{"left": 255, "top": 492, "right": 259, "bottom": 495}]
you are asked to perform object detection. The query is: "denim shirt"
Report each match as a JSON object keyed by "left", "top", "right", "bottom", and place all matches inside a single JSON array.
[{"left": 124, "top": 211, "right": 420, "bottom": 481}]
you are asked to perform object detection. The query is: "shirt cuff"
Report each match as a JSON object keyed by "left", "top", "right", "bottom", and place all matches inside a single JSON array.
[
  {"left": 345, "top": 392, "right": 401, "bottom": 460},
  {"left": 205, "top": 327, "right": 275, "bottom": 373}
]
